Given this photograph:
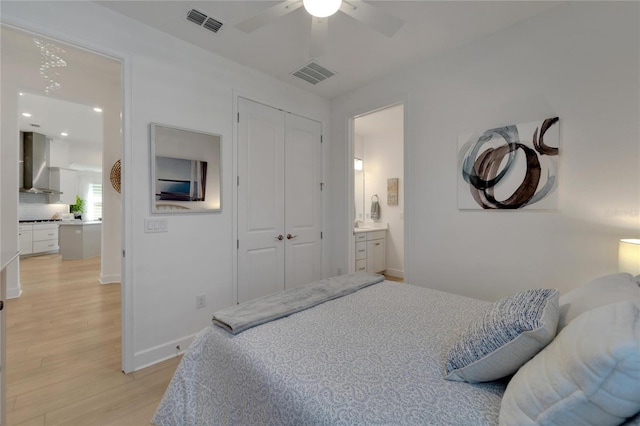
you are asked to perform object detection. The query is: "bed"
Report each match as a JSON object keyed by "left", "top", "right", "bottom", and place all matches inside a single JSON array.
[{"left": 152, "top": 272, "right": 640, "bottom": 426}]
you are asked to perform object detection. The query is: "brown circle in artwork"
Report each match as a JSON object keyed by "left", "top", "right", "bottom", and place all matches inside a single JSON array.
[{"left": 110, "top": 159, "right": 121, "bottom": 193}]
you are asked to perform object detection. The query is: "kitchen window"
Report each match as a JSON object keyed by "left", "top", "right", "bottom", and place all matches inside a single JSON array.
[{"left": 87, "top": 183, "right": 102, "bottom": 221}]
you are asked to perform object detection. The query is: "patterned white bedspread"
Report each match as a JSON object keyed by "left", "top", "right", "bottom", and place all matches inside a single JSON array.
[{"left": 152, "top": 282, "right": 507, "bottom": 425}]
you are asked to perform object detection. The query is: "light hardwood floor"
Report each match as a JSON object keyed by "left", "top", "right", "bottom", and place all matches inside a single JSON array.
[
  {"left": 384, "top": 274, "right": 404, "bottom": 283},
  {"left": 6, "top": 254, "right": 180, "bottom": 426}
]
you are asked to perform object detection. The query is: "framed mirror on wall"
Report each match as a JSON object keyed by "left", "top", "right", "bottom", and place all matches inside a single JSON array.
[
  {"left": 354, "top": 157, "right": 364, "bottom": 223},
  {"left": 150, "top": 123, "right": 221, "bottom": 214}
]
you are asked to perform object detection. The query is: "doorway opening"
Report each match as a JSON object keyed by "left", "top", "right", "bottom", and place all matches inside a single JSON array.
[
  {"left": 3, "top": 23, "right": 125, "bottom": 381},
  {"left": 350, "top": 103, "right": 405, "bottom": 281}
]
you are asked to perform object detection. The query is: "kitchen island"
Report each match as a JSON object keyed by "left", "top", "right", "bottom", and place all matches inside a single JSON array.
[{"left": 58, "top": 221, "right": 102, "bottom": 260}]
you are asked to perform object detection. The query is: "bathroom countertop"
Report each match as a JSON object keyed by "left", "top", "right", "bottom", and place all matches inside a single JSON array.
[{"left": 353, "top": 223, "right": 388, "bottom": 234}]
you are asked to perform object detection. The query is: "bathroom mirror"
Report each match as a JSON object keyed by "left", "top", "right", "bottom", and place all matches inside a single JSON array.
[
  {"left": 354, "top": 157, "right": 364, "bottom": 223},
  {"left": 150, "top": 123, "right": 221, "bottom": 214}
]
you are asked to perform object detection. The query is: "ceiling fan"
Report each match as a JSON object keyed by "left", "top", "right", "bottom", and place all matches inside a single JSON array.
[{"left": 235, "top": 0, "right": 405, "bottom": 58}]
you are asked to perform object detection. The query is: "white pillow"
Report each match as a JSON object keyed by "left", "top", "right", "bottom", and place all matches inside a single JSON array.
[
  {"left": 499, "top": 301, "right": 640, "bottom": 426},
  {"left": 558, "top": 273, "right": 640, "bottom": 331},
  {"left": 444, "top": 288, "right": 559, "bottom": 383}
]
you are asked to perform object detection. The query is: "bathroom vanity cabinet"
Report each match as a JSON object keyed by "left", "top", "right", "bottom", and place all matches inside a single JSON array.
[{"left": 354, "top": 229, "right": 386, "bottom": 274}]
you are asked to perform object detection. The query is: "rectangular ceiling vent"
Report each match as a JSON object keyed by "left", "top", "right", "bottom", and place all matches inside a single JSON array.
[
  {"left": 186, "top": 9, "right": 223, "bottom": 34},
  {"left": 291, "top": 61, "right": 336, "bottom": 85},
  {"left": 203, "top": 17, "right": 223, "bottom": 33}
]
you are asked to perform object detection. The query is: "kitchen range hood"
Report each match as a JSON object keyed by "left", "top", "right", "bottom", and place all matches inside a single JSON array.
[{"left": 19, "top": 132, "right": 62, "bottom": 194}]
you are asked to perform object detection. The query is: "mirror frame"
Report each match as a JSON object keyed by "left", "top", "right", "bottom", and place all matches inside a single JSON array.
[{"left": 150, "top": 123, "right": 222, "bottom": 214}]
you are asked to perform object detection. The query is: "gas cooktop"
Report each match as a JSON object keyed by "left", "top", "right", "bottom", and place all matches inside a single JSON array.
[{"left": 19, "top": 219, "right": 63, "bottom": 223}]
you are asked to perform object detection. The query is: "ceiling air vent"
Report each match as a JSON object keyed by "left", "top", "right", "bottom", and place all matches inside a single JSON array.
[
  {"left": 186, "top": 9, "right": 207, "bottom": 25},
  {"left": 186, "top": 9, "right": 223, "bottom": 33},
  {"left": 203, "top": 17, "right": 223, "bottom": 33},
  {"left": 291, "top": 61, "right": 336, "bottom": 85}
]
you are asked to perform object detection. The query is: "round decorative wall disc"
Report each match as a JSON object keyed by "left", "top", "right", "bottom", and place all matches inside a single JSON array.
[{"left": 110, "top": 159, "right": 121, "bottom": 193}]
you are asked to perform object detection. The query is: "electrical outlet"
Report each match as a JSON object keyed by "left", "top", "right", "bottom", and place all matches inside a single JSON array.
[{"left": 196, "top": 294, "right": 206, "bottom": 309}]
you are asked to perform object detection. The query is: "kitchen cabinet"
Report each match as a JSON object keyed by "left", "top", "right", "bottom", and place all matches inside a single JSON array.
[
  {"left": 353, "top": 229, "right": 386, "bottom": 274},
  {"left": 59, "top": 222, "right": 101, "bottom": 259},
  {"left": 18, "top": 225, "right": 33, "bottom": 255},
  {"left": 49, "top": 167, "right": 77, "bottom": 205},
  {"left": 31, "top": 224, "right": 59, "bottom": 253}
]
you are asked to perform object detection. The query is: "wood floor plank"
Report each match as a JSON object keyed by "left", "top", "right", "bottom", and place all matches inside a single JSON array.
[
  {"left": 13, "top": 414, "right": 45, "bottom": 426},
  {"left": 6, "top": 254, "right": 180, "bottom": 426},
  {"left": 44, "top": 367, "right": 172, "bottom": 426}
]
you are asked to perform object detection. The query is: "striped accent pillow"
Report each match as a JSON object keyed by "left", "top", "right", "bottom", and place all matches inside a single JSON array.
[{"left": 444, "top": 288, "right": 559, "bottom": 383}]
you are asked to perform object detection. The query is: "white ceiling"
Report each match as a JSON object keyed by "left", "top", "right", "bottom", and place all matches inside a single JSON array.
[
  {"left": 19, "top": 92, "right": 104, "bottom": 146},
  {"left": 97, "top": 1, "right": 560, "bottom": 100},
  {"left": 355, "top": 103, "right": 403, "bottom": 137},
  {"left": 4, "top": 25, "right": 121, "bottom": 172}
]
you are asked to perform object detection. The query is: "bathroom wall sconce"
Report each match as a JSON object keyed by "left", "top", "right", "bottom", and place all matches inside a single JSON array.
[
  {"left": 354, "top": 158, "right": 363, "bottom": 171},
  {"left": 618, "top": 239, "right": 640, "bottom": 276}
]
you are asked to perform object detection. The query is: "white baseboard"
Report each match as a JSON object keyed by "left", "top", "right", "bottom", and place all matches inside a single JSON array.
[
  {"left": 6, "top": 288, "right": 22, "bottom": 299},
  {"left": 99, "top": 274, "right": 121, "bottom": 284},
  {"left": 133, "top": 333, "right": 198, "bottom": 371},
  {"left": 384, "top": 268, "right": 404, "bottom": 279}
]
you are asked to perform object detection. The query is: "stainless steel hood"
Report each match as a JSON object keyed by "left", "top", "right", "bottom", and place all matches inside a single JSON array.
[{"left": 19, "top": 132, "right": 62, "bottom": 194}]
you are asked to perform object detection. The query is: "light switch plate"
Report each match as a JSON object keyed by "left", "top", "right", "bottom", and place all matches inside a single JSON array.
[{"left": 144, "top": 218, "right": 168, "bottom": 233}]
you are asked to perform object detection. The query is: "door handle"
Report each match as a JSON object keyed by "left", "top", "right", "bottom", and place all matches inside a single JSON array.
[
  {"left": 276, "top": 235, "right": 284, "bottom": 241},
  {"left": 287, "top": 234, "right": 298, "bottom": 240}
]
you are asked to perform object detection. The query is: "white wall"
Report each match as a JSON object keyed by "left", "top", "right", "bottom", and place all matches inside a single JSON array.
[
  {"left": 328, "top": 2, "right": 640, "bottom": 301},
  {"left": 1, "top": 1, "right": 330, "bottom": 371}
]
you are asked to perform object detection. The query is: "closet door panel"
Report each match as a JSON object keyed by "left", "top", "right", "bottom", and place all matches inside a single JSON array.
[
  {"left": 240, "top": 247, "right": 281, "bottom": 304},
  {"left": 284, "top": 114, "right": 322, "bottom": 290},
  {"left": 287, "top": 241, "right": 318, "bottom": 290},
  {"left": 237, "top": 98, "right": 285, "bottom": 303}
]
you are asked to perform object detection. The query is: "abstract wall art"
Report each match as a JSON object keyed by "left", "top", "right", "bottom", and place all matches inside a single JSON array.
[{"left": 457, "top": 117, "right": 559, "bottom": 210}]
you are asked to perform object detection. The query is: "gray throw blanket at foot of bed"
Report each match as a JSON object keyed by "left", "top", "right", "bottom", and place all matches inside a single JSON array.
[{"left": 212, "top": 272, "right": 384, "bottom": 334}]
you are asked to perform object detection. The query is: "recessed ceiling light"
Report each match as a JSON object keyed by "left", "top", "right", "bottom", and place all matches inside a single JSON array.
[
  {"left": 19, "top": 92, "right": 24, "bottom": 96},
  {"left": 60, "top": 132, "right": 68, "bottom": 136},
  {"left": 22, "top": 112, "right": 32, "bottom": 117},
  {"left": 93, "top": 107, "right": 103, "bottom": 113}
]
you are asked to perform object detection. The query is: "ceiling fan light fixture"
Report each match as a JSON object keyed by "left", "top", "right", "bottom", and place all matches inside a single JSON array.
[{"left": 303, "top": 0, "right": 342, "bottom": 18}]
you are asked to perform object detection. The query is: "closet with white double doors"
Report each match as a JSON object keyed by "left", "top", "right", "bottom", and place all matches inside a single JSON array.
[{"left": 237, "top": 98, "right": 323, "bottom": 303}]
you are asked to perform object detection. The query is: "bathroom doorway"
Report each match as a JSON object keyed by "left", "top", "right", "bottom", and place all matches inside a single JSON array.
[{"left": 351, "top": 103, "right": 405, "bottom": 280}]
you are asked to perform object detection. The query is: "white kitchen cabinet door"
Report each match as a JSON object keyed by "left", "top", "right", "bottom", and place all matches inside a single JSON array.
[
  {"left": 31, "top": 224, "right": 59, "bottom": 253},
  {"left": 18, "top": 226, "right": 33, "bottom": 255},
  {"left": 49, "top": 168, "right": 77, "bottom": 205}
]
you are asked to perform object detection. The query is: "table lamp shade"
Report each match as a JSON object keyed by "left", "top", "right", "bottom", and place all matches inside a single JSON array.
[{"left": 618, "top": 239, "right": 640, "bottom": 276}]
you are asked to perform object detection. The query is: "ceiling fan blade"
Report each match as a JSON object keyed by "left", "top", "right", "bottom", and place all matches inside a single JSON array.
[
  {"left": 235, "top": 0, "right": 304, "bottom": 33},
  {"left": 309, "top": 17, "right": 328, "bottom": 58},
  {"left": 340, "top": 0, "right": 405, "bottom": 37}
]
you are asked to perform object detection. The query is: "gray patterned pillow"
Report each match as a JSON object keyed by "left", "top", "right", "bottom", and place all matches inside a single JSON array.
[{"left": 444, "top": 288, "right": 559, "bottom": 383}]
